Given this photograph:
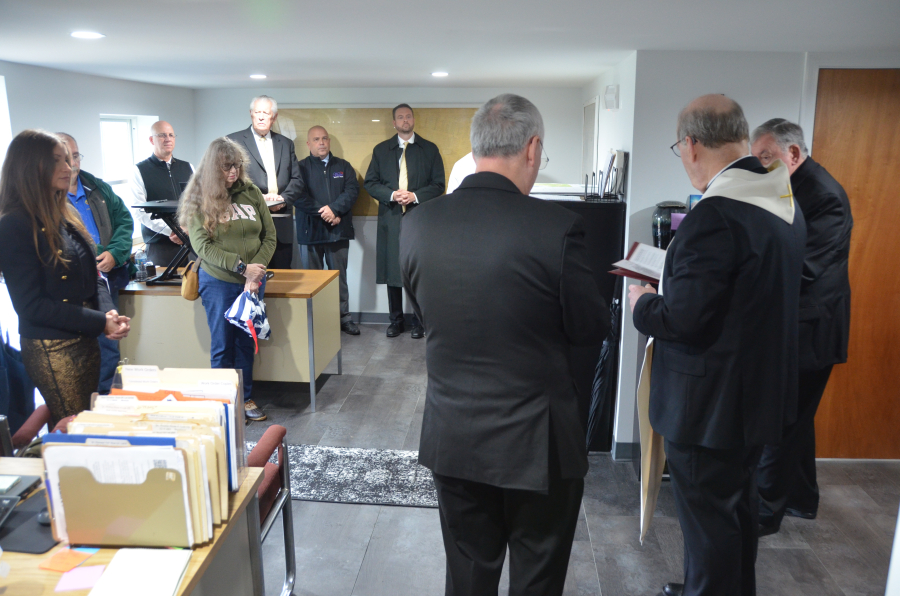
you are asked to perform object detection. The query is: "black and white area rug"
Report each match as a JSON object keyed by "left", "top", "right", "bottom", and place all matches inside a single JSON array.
[{"left": 246, "top": 443, "right": 438, "bottom": 508}]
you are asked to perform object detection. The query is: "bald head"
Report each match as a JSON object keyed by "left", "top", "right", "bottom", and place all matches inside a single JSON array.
[
  {"left": 306, "top": 126, "right": 331, "bottom": 159},
  {"left": 150, "top": 121, "right": 177, "bottom": 161},
  {"left": 675, "top": 94, "right": 751, "bottom": 191}
]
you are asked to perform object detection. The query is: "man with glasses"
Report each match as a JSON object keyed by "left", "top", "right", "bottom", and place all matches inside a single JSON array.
[
  {"left": 629, "top": 95, "right": 806, "bottom": 596},
  {"left": 57, "top": 133, "right": 135, "bottom": 395},
  {"left": 750, "top": 119, "right": 853, "bottom": 537},
  {"left": 400, "top": 94, "right": 606, "bottom": 596},
  {"left": 128, "top": 121, "right": 195, "bottom": 267},
  {"left": 227, "top": 95, "right": 303, "bottom": 270},
  {"left": 365, "top": 104, "right": 445, "bottom": 339}
]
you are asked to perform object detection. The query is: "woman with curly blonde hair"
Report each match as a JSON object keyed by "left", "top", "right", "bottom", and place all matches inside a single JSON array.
[{"left": 178, "top": 137, "right": 275, "bottom": 421}]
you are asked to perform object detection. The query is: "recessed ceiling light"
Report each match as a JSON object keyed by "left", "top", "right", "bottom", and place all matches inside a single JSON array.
[
  {"left": 372, "top": 119, "right": 380, "bottom": 122},
  {"left": 432, "top": 72, "right": 449, "bottom": 77},
  {"left": 71, "top": 31, "right": 105, "bottom": 39},
  {"left": 250, "top": 74, "right": 267, "bottom": 79}
]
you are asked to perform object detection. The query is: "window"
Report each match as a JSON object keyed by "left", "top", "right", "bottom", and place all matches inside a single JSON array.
[{"left": 99, "top": 115, "right": 158, "bottom": 239}]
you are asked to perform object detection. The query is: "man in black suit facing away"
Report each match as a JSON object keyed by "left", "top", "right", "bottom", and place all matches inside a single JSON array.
[
  {"left": 365, "top": 104, "right": 444, "bottom": 339},
  {"left": 629, "top": 95, "right": 806, "bottom": 596},
  {"left": 227, "top": 95, "right": 303, "bottom": 269},
  {"left": 751, "top": 119, "right": 853, "bottom": 534},
  {"left": 401, "top": 94, "right": 609, "bottom": 596}
]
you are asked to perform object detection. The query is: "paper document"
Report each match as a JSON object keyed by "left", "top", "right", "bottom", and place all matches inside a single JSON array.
[
  {"left": 610, "top": 242, "right": 667, "bottom": 282},
  {"left": 88, "top": 548, "right": 191, "bottom": 596}
]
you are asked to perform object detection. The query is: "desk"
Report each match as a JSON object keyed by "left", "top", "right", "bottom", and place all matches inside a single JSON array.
[
  {"left": 0, "top": 458, "right": 265, "bottom": 596},
  {"left": 119, "top": 269, "right": 341, "bottom": 411}
]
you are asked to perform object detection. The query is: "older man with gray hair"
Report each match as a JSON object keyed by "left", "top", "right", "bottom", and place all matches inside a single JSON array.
[
  {"left": 629, "top": 96, "right": 806, "bottom": 596},
  {"left": 400, "top": 94, "right": 608, "bottom": 596},
  {"left": 751, "top": 119, "right": 853, "bottom": 536}
]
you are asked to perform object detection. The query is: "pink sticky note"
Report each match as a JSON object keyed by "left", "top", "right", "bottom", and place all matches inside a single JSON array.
[{"left": 55, "top": 565, "right": 106, "bottom": 592}]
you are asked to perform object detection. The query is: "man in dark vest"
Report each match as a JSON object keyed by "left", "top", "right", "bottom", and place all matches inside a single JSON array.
[
  {"left": 751, "top": 118, "right": 853, "bottom": 535},
  {"left": 365, "top": 104, "right": 445, "bottom": 339},
  {"left": 128, "top": 121, "right": 194, "bottom": 267}
]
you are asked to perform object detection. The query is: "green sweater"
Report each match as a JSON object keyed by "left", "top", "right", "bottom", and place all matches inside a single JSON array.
[
  {"left": 78, "top": 170, "right": 135, "bottom": 268},
  {"left": 188, "top": 180, "right": 276, "bottom": 284}
]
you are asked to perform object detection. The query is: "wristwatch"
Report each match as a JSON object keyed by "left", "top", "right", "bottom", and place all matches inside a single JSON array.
[{"left": 236, "top": 260, "right": 247, "bottom": 276}]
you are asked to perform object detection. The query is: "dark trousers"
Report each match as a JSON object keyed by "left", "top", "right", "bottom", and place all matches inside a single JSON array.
[
  {"left": 198, "top": 269, "right": 266, "bottom": 401},
  {"left": 301, "top": 240, "right": 351, "bottom": 323},
  {"left": 665, "top": 439, "right": 763, "bottom": 596},
  {"left": 758, "top": 365, "right": 833, "bottom": 528},
  {"left": 432, "top": 471, "right": 583, "bottom": 596},
  {"left": 97, "top": 265, "right": 130, "bottom": 394},
  {"left": 387, "top": 285, "right": 419, "bottom": 327},
  {"left": 269, "top": 242, "right": 294, "bottom": 269}
]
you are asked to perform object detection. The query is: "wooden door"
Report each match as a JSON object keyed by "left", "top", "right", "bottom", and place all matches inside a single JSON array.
[{"left": 812, "top": 69, "right": 900, "bottom": 458}]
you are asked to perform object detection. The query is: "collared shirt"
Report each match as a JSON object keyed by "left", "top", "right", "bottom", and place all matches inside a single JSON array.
[
  {"left": 395, "top": 133, "right": 418, "bottom": 204},
  {"left": 127, "top": 156, "right": 195, "bottom": 235},
  {"left": 321, "top": 154, "right": 330, "bottom": 167},
  {"left": 253, "top": 127, "right": 279, "bottom": 194},
  {"left": 68, "top": 177, "right": 101, "bottom": 245}
]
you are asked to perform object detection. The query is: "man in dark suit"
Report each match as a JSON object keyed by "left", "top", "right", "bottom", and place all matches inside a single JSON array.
[
  {"left": 751, "top": 118, "right": 853, "bottom": 534},
  {"left": 629, "top": 95, "right": 806, "bottom": 596},
  {"left": 365, "top": 104, "right": 444, "bottom": 339},
  {"left": 401, "top": 94, "right": 608, "bottom": 596},
  {"left": 227, "top": 95, "right": 303, "bottom": 270}
]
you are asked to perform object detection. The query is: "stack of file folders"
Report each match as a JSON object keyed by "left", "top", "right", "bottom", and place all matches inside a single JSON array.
[{"left": 40, "top": 366, "right": 247, "bottom": 548}]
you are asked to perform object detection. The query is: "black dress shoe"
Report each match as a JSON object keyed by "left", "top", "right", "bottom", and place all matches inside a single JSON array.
[
  {"left": 410, "top": 325, "right": 424, "bottom": 339},
  {"left": 386, "top": 322, "right": 404, "bottom": 337},
  {"left": 341, "top": 321, "right": 360, "bottom": 335},
  {"left": 663, "top": 583, "right": 683, "bottom": 596},
  {"left": 758, "top": 523, "right": 780, "bottom": 537},
  {"left": 785, "top": 507, "right": 816, "bottom": 519}
]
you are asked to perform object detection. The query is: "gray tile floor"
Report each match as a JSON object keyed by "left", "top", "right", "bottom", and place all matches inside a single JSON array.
[{"left": 247, "top": 324, "right": 900, "bottom": 596}]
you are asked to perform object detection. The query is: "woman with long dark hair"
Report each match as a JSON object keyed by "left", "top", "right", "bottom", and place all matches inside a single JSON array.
[
  {"left": 178, "top": 137, "right": 275, "bottom": 421},
  {"left": 0, "top": 130, "right": 130, "bottom": 427}
]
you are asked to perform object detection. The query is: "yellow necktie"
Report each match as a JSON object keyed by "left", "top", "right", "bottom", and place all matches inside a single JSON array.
[
  {"left": 399, "top": 144, "right": 408, "bottom": 213},
  {"left": 261, "top": 136, "right": 279, "bottom": 195}
]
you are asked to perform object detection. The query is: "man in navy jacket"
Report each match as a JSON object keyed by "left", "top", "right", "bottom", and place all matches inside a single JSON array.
[{"left": 296, "top": 126, "right": 360, "bottom": 335}]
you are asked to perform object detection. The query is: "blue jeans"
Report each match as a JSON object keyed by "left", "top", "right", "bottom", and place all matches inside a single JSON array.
[
  {"left": 98, "top": 265, "right": 131, "bottom": 394},
  {"left": 198, "top": 269, "right": 266, "bottom": 401}
]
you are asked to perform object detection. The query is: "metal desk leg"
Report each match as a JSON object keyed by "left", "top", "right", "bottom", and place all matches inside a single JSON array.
[
  {"left": 247, "top": 492, "right": 265, "bottom": 596},
  {"left": 337, "top": 348, "right": 342, "bottom": 376},
  {"left": 307, "top": 299, "right": 316, "bottom": 412}
]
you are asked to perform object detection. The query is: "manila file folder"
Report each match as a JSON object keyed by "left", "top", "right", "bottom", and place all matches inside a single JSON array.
[{"left": 56, "top": 466, "right": 191, "bottom": 547}]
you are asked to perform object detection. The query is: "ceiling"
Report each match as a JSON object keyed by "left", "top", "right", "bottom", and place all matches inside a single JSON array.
[{"left": 1, "top": 0, "right": 898, "bottom": 89}]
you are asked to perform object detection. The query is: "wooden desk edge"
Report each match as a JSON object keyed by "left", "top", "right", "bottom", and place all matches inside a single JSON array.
[{"left": 122, "top": 269, "right": 339, "bottom": 299}]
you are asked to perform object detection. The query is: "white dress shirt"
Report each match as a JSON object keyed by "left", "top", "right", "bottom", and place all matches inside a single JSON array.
[
  {"left": 127, "top": 157, "right": 195, "bottom": 235},
  {"left": 394, "top": 133, "right": 418, "bottom": 204}
]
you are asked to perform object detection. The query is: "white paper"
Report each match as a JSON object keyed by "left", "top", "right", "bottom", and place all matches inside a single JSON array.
[
  {"left": 612, "top": 243, "right": 667, "bottom": 280},
  {"left": 88, "top": 548, "right": 192, "bottom": 596}
]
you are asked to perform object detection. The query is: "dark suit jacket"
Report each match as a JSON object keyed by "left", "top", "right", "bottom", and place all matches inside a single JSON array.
[
  {"left": 0, "top": 211, "right": 114, "bottom": 340},
  {"left": 633, "top": 157, "right": 807, "bottom": 449},
  {"left": 365, "top": 134, "right": 445, "bottom": 286},
  {"left": 227, "top": 127, "right": 303, "bottom": 244},
  {"left": 295, "top": 153, "right": 357, "bottom": 244},
  {"left": 400, "top": 172, "right": 609, "bottom": 491},
  {"left": 791, "top": 157, "right": 852, "bottom": 371}
]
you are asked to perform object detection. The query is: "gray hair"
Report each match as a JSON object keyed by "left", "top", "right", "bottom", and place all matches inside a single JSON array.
[
  {"left": 471, "top": 94, "right": 544, "bottom": 159},
  {"left": 677, "top": 98, "right": 749, "bottom": 149},
  {"left": 250, "top": 95, "right": 278, "bottom": 115},
  {"left": 750, "top": 118, "right": 808, "bottom": 156}
]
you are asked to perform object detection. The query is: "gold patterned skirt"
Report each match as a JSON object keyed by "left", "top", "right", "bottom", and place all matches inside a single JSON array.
[{"left": 20, "top": 336, "right": 100, "bottom": 429}]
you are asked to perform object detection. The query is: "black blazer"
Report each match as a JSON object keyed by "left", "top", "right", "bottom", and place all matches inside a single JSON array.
[
  {"left": 633, "top": 157, "right": 807, "bottom": 449},
  {"left": 0, "top": 211, "right": 114, "bottom": 340},
  {"left": 227, "top": 127, "right": 304, "bottom": 244},
  {"left": 400, "top": 172, "right": 609, "bottom": 490},
  {"left": 791, "top": 157, "right": 852, "bottom": 371},
  {"left": 295, "top": 153, "right": 358, "bottom": 244}
]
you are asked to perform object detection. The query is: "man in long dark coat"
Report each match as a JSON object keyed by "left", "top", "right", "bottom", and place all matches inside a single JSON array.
[{"left": 364, "top": 104, "right": 444, "bottom": 339}]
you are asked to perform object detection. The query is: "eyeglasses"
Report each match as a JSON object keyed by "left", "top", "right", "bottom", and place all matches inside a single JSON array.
[
  {"left": 71, "top": 152, "right": 84, "bottom": 161},
  {"left": 670, "top": 137, "right": 698, "bottom": 158},
  {"left": 154, "top": 133, "right": 177, "bottom": 140},
  {"left": 221, "top": 162, "right": 242, "bottom": 172},
  {"left": 539, "top": 140, "right": 549, "bottom": 170}
]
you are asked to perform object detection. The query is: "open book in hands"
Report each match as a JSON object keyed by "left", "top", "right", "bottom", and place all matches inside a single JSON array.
[{"left": 609, "top": 242, "right": 666, "bottom": 283}]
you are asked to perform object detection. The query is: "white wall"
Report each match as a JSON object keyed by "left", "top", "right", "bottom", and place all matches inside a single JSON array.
[
  {"left": 0, "top": 76, "right": 11, "bottom": 168},
  {"left": 609, "top": 50, "right": 807, "bottom": 451},
  {"left": 0, "top": 60, "right": 197, "bottom": 178},
  {"left": 194, "top": 85, "right": 585, "bottom": 318}
]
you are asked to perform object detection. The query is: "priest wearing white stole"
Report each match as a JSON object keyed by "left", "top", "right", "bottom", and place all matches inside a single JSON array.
[{"left": 628, "top": 95, "right": 806, "bottom": 596}]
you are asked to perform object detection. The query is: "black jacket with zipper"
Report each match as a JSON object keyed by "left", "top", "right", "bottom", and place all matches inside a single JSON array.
[{"left": 294, "top": 153, "right": 358, "bottom": 245}]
